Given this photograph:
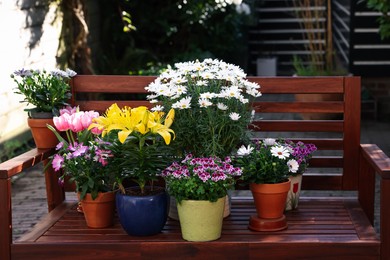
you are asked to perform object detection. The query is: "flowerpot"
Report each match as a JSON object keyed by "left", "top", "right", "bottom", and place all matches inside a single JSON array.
[
  {"left": 169, "top": 194, "right": 231, "bottom": 220},
  {"left": 27, "top": 118, "right": 58, "bottom": 149},
  {"left": 249, "top": 180, "right": 290, "bottom": 231},
  {"left": 285, "top": 174, "right": 303, "bottom": 211},
  {"left": 79, "top": 191, "right": 115, "bottom": 228},
  {"left": 177, "top": 197, "right": 225, "bottom": 242},
  {"left": 116, "top": 187, "right": 168, "bottom": 236}
]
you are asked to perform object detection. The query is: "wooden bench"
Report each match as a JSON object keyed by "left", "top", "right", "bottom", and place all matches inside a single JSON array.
[{"left": 1, "top": 75, "right": 390, "bottom": 259}]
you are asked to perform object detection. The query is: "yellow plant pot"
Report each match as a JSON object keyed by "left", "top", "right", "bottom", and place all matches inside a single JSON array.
[{"left": 177, "top": 197, "right": 225, "bottom": 242}]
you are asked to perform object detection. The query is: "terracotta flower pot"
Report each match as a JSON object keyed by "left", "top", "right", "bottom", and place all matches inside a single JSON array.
[
  {"left": 248, "top": 180, "right": 291, "bottom": 232},
  {"left": 27, "top": 118, "right": 58, "bottom": 149},
  {"left": 80, "top": 191, "right": 116, "bottom": 228},
  {"left": 250, "top": 180, "right": 291, "bottom": 219}
]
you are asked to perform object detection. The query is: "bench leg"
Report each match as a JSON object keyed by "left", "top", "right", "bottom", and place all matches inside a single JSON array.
[
  {"left": 0, "top": 178, "right": 11, "bottom": 260},
  {"left": 381, "top": 179, "right": 390, "bottom": 259},
  {"left": 44, "top": 160, "right": 65, "bottom": 212}
]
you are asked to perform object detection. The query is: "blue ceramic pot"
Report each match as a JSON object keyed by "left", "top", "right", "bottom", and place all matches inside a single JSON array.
[{"left": 116, "top": 187, "right": 168, "bottom": 236}]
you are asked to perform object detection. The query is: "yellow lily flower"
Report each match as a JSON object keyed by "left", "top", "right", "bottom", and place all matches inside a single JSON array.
[{"left": 90, "top": 103, "right": 175, "bottom": 145}]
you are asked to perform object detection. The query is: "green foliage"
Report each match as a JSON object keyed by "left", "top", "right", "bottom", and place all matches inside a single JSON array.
[
  {"left": 0, "top": 139, "right": 34, "bottom": 163},
  {"left": 366, "top": 0, "right": 390, "bottom": 39},
  {"left": 107, "top": 133, "right": 176, "bottom": 194},
  {"left": 95, "top": 1, "right": 255, "bottom": 75},
  {"left": 235, "top": 139, "right": 291, "bottom": 184},
  {"left": 292, "top": 56, "right": 347, "bottom": 76}
]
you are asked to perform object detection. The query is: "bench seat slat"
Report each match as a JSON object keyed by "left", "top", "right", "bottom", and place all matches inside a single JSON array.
[{"left": 12, "top": 198, "right": 379, "bottom": 258}]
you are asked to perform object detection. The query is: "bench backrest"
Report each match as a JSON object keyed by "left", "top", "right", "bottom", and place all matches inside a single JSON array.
[{"left": 70, "top": 75, "right": 361, "bottom": 191}]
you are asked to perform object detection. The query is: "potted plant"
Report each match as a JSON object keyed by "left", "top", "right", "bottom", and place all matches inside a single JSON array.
[
  {"left": 146, "top": 58, "right": 261, "bottom": 217},
  {"left": 161, "top": 154, "right": 242, "bottom": 241},
  {"left": 48, "top": 106, "right": 116, "bottom": 229},
  {"left": 282, "top": 139, "right": 317, "bottom": 211},
  {"left": 145, "top": 58, "right": 261, "bottom": 158},
  {"left": 235, "top": 138, "right": 297, "bottom": 231},
  {"left": 11, "top": 68, "right": 76, "bottom": 148},
  {"left": 89, "top": 103, "right": 176, "bottom": 236}
]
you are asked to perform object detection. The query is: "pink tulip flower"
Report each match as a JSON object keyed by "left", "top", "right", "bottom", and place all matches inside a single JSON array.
[
  {"left": 53, "top": 113, "right": 71, "bottom": 131},
  {"left": 69, "top": 112, "right": 84, "bottom": 132},
  {"left": 60, "top": 106, "right": 78, "bottom": 116}
]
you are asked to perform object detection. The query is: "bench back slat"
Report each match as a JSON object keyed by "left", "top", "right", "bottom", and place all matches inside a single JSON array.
[
  {"left": 70, "top": 75, "right": 361, "bottom": 191},
  {"left": 256, "top": 101, "right": 344, "bottom": 113}
]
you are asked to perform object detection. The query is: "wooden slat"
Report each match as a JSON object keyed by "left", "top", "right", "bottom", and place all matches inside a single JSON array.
[
  {"left": 247, "top": 77, "right": 345, "bottom": 94},
  {"left": 254, "top": 101, "right": 344, "bottom": 113},
  {"left": 75, "top": 101, "right": 153, "bottom": 113},
  {"left": 0, "top": 149, "right": 54, "bottom": 179},
  {"left": 301, "top": 175, "right": 342, "bottom": 190},
  {"left": 71, "top": 76, "right": 345, "bottom": 95},
  {"left": 71, "top": 75, "right": 155, "bottom": 93},
  {"left": 342, "top": 77, "right": 361, "bottom": 189},
  {"left": 381, "top": 179, "right": 390, "bottom": 259},
  {"left": 360, "top": 144, "right": 390, "bottom": 179},
  {"left": 12, "top": 198, "right": 379, "bottom": 259},
  {"left": 308, "top": 156, "right": 344, "bottom": 168},
  {"left": 250, "top": 120, "right": 344, "bottom": 132},
  {"left": 16, "top": 202, "right": 74, "bottom": 242},
  {"left": 0, "top": 178, "right": 11, "bottom": 260},
  {"left": 250, "top": 138, "right": 344, "bottom": 150}
]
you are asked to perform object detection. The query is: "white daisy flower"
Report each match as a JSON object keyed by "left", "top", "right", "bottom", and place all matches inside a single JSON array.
[
  {"left": 263, "top": 138, "right": 276, "bottom": 146},
  {"left": 229, "top": 112, "right": 241, "bottom": 121},
  {"left": 196, "top": 80, "right": 208, "bottom": 86},
  {"left": 287, "top": 159, "right": 299, "bottom": 173},
  {"left": 172, "top": 96, "right": 191, "bottom": 109},
  {"left": 271, "top": 146, "right": 290, "bottom": 160},
  {"left": 217, "top": 103, "right": 228, "bottom": 110},
  {"left": 151, "top": 105, "right": 164, "bottom": 112},
  {"left": 237, "top": 145, "right": 254, "bottom": 156},
  {"left": 149, "top": 99, "right": 159, "bottom": 104},
  {"left": 220, "top": 86, "right": 241, "bottom": 99},
  {"left": 200, "top": 92, "right": 215, "bottom": 99},
  {"left": 198, "top": 98, "right": 212, "bottom": 108}
]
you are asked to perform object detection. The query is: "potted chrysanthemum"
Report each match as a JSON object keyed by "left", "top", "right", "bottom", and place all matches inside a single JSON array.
[
  {"left": 11, "top": 68, "right": 76, "bottom": 148},
  {"left": 88, "top": 103, "right": 176, "bottom": 236},
  {"left": 48, "top": 106, "right": 116, "bottom": 229},
  {"left": 161, "top": 154, "right": 242, "bottom": 241},
  {"left": 145, "top": 58, "right": 261, "bottom": 158}
]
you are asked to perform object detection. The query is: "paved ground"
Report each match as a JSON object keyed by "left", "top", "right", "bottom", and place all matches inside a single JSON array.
[{"left": 10, "top": 119, "right": 390, "bottom": 240}]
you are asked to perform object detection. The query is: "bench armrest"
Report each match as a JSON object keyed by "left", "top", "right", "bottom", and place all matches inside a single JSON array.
[
  {"left": 0, "top": 148, "right": 64, "bottom": 260},
  {"left": 0, "top": 148, "right": 54, "bottom": 179},
  {"left": 359, "top": 144, "right": 390, "bottom": 259}
]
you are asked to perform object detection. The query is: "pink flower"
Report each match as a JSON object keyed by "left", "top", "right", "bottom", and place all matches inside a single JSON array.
[
  {"left": 90, "top": 126, "right": 103, "bottom": 135},
  {"left": 52, "top": 154, "right": 64, "bottom": 171},
  {"left": 80, "top": 111, "right": 99, "bottom": 129},
  {"left": 53, "top": 113, "right": 71, "bottom": 131},
  {"left": 60, "top": 106, "right": 78, "bottom": 115},
  {"left": 68, "top": 111, "right": 100, "bottom": 132},
  {"left": 69, "top": 112, "right": 84, "bottom": 132}
]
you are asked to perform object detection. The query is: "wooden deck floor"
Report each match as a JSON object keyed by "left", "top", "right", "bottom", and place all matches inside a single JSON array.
[{"left": 11, "top": 197, "right": 380, "bottom": 259}]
